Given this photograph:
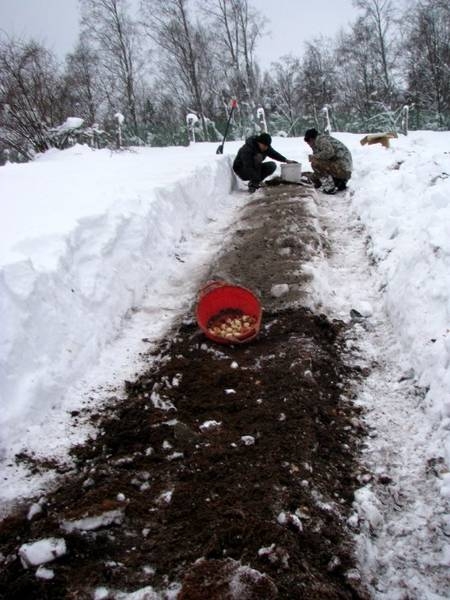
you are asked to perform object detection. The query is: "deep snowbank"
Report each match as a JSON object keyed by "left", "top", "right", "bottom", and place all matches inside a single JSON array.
[
  {"left": 348, "top": 132, "right": 450, "bottom": 468},
  {"left": 299, "top": 131, "right": 450, "bottom": 597},
  {"left": 305, "top": 131, "right": 450, "bottom": 467},
  {"left": 0, "top": 143, "right": 240, "bottom": 464}
]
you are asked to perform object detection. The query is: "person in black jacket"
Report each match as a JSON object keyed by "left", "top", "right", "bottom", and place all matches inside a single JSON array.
[{"left": 233, "top": 132, "right": 296, "bottom": 193}]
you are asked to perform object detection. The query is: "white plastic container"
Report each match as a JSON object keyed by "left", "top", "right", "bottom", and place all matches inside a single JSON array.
[{"left": 280, "top": 163, "right": 302, "bottom": 183}]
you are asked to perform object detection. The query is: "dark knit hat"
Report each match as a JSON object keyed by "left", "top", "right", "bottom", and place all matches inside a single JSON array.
[
  {"left": 257, "top": 132, "right": 272, "bottom": 146},
  {"left": 304, "top": 128, "right": 319, "bottom": 142}
]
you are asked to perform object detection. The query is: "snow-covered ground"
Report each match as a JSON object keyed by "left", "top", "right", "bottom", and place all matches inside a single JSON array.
[
  {"left": 1, "top": 131, "right": 450, "bottom": 596},
  {"left": 0, "top": 141, "right": 248, "bottom": 507},
  {"left": 304, "top": 131, "right": 450, "bottom": 598}
]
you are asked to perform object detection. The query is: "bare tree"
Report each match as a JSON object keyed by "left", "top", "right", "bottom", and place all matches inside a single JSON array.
[
  {"left": 300, "top": 38, "right": 337, "bottom": 129},
  {"left": 64, "top": 37, "right": 103, "bottom": 125},
  {"left": 353, "top": 0, "right": 399, "bottom": 101},
  {"left": 335, "top": 19, "right": 379, "bottom": 123},
  {"left": 267, "top": 55, "right": 302, "bottom": 135},
  {"left": 80, "top": 0, "right": 142, "bottom": 136},
  {"left": 0, "top": 36, "right": 62, "bottom": 158},
  {"left": 201, "top": 1, "right": 266, "bottom": 109},
  {"left": 140, "top": 0, "right": 211, "bottom": 139},
  {"left": 404, "top": 0, "right": 450, "bottom": 127}
]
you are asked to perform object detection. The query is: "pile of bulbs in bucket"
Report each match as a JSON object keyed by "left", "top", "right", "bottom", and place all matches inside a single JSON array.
[{"left": 207, "top": 309, "right": 257, "bottom": 340}]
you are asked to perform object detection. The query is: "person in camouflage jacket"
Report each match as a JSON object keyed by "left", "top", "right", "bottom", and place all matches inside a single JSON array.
[{"left": 304, "top": 128, "right": 353, "bottom": 192}]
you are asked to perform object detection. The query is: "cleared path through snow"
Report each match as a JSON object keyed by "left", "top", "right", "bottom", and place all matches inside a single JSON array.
[
  {"left": 309, "top": 189, "right": 450, "bottom": 599},
  {"left": 0, "top": 183, "right": 368, "bottom": 599}
]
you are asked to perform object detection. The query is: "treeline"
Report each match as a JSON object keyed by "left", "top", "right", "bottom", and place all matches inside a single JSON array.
[{"left": 0, "top": 0, "right": 449, "bottom": 163}]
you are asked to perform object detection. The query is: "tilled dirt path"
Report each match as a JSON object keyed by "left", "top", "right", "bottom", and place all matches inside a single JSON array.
[{"left": 0, "top": 185, "right": 369, "bottom": 599}]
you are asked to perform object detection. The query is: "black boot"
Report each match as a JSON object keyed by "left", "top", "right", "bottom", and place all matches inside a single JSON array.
[
  {"left": 248, "top": 181, "right": 260, "bottom": 194},
  {"left": 333, "top": 178, "right": 348, "bottom": 191},
  {"left": 311, "top": 174, "right": 322, "bottom": 189},
  {"left": 322, "top": 185, "right": 338, "bottom": 195}
]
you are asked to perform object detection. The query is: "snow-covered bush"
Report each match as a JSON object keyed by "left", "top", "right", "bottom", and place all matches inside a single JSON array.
[{"left": 47, "top": 118, "right": 110, "bottom": 150}]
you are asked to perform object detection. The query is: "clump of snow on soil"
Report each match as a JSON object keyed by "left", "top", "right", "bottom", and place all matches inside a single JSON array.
[
  {"left": 35, "top": 565, "right": 55, "bottom": 580},
  {"left": 199, "top": 420, "right": 222, "bottom": 431},
  {"left": 277, "top": 510, "right": 303, "bottom": 532},
  {"left": 240, "top": 435, "right": 255, "bottom": 446},
  {"left": 19, "top": 538, "right": 66, "bottom": 567},
  {"left": 156, "top": 490, "right": 173, "bottom": 505},
  {"left": 93, "top": 581, "right": 181, "bottom": 600},
  {"left": 228, "top": 564, "right": 276, "bottom": 598},
  {"left": 27, "top": 497, "right": 45, "bottom": 520},
  {"left": 61, "top": 508, "right": 125, "bottom": 533},
  {"left": 270, "top": 283, "right": 289, "bottom": 298}
]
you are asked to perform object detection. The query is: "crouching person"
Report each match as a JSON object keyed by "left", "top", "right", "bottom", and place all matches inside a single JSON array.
[
  {"left": 233, "top": 132, "right": 296, "bottom": 193},
  {"left": 304, "top": 128, "right": 352, "bottom": 193}
]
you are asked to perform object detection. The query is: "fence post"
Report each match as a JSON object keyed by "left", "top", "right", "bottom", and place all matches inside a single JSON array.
[
  {"left": 186, "top": 113, "right": 198, "bottom": 143},
  {"left": 114, "top": 112, "right": 124, "bottom": 148},
  {"left": 401, "top": 105, "right": 409, "bottom": 136},
  {"left": 322, "top": 106, "right": 332, "bottom": 133},
  {"left": 256, "top": 107, "right": 268, "bottom": 133}
]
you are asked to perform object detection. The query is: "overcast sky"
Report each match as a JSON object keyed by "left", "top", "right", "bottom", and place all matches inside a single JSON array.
[{"left": 0, "top": 0, "right": 359, "bottom": 67}]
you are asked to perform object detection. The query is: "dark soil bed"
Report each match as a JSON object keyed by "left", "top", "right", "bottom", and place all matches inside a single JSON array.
[
  {"left": 0, "top": 185, "right": 369, "bottom": 599},
  {"left": 0, "top": 307, "right": 367, "bottom": 599}
]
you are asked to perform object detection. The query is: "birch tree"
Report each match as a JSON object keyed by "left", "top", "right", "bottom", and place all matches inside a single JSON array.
[
  {"left": 80, "top": 0, "right": 142, "bottom": 136},
  {"left": 335, "top": 19, "right": 380, "bottom": 124},
  {"left": 141, "top": 0, "right": 211, "bottom": 139},
  {"left": 353, "top": 0, "right": 399, "bottom": 103},
  {"left": 267, "top": 55, "right": 302, "bottom": 135},
  {"left": 404, "top": 0, "right": 450, "bottom": 127},
  {"left": 201, "top": 1, "right": 266, "bottom": 116},
  {"left": 64, "top": 37, "right": 103, "bottom": 125},
  {"left": 300, "top": 38, "right": 337, "bottom": 129}
]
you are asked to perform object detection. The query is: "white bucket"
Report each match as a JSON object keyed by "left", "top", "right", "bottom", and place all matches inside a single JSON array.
[{"left": 280, "top": 163, "right": 302, "bottom": 183}]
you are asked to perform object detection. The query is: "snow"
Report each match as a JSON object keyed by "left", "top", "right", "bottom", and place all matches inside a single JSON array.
[
  {"left": 27, "top": 499, "right": 44, "bottom": 520},
  {"left": 61, "top": 508, "right": 125, "bottom": 533},
  {"left": 94, "top": 582, "right": 181, "bottom": 600},
  {"left": 277, "top": 511, "right": 303, "bottom": 532},
  {"left": 0, "top": 141, "right": 245, "bottom": 510},
  {"left": 349, "top": 132, "right": 450, "bottom": 429},
  {"left": 157, "top": 490, "right": 173, "bottom": 505},
  {"left": 228, "top": 564, "right": 273, "bottom": 598},
  {"left": 167, "top": 451, "right": 183, "bottom": 461},
  {"left": 270, "top": 283, "right": 289, "bottom": 297},
  {"left": 353, "top": 488, "right": 383, "bottom": 530},
  {"left": 186, "top": 113, "right": 199, "bottom": 124},
  {"left": 301, "top": 131, "right": 450, "bottom": 598},
  {"left": 58, "top": 117, "right": 84, "bottom": 130},
  {"left": 35, "top": 566, "right": 55, "bottom": 580},
  {"left": 240, "top": 435, "right": 255, "bottom": 446},
  {"left": 1, "top": 131, "right": 450, "bottom": 597},
  {"left": 114, "top": 112, "right": 125, "bottom": 125},
  {"left": 19, "top": 537, "right": 67, "bottom": 567},
  {"left": 199, "top": 420, "right": 222, "bottom": 431},
  {"left": 151, "top": 391, "right": 175, "bottom": 411}
]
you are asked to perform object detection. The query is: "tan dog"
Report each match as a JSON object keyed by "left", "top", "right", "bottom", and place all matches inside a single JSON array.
[{"left": 360, "top": 132, "right": 398, "bottom": 148}]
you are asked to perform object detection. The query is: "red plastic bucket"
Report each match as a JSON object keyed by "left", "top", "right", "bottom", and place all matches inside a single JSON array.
[{"left": 196, "top": 281, "right": 262, "bottom": 344}]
